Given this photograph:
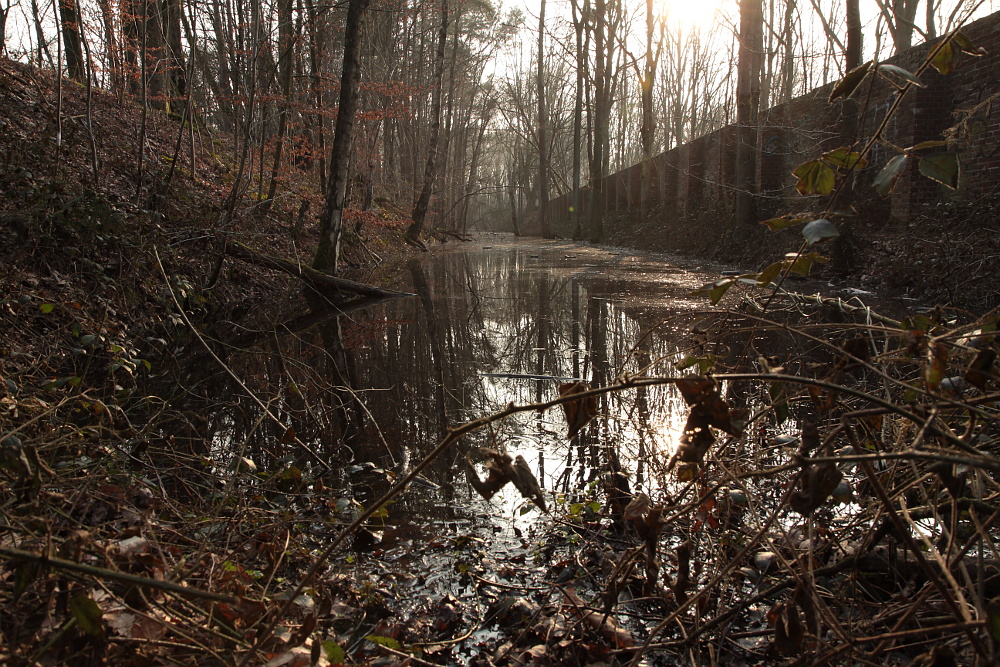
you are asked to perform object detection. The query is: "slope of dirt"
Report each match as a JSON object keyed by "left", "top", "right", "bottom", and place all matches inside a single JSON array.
[
  {"left": 0, "top": 58, "right": 418, "bottom": 664},
  {"left": 0, "top": 56, "right": 413, "bottom": 401}
]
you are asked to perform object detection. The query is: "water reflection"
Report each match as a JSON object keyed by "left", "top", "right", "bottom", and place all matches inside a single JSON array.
[{"left": 332, "top": 238, "right": 720, "bottom": 520}]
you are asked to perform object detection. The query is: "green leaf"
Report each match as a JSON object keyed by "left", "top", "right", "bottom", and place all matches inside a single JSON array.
[
  {"left": 39, "top": 303, "right": 54, "bottom": 314},
  {"left": 828, "top": 61, "right": 872, "bottom": 102},
  {"left": 323, "top": 641, "right": 345, "bottom": 664},
  {"left": 71, "top": 593, "right": 105, "bottom": 637},
  {"left": 930, "top": 40, "right": 957, "bottom": 75},
  {"left": 756, "top": 261, "right": 786, "bottom": 286},
  {"left": 769, "top": 382, "right": 789, "bottom": 424},
  {"left": 878, "top": 63, "right": 925, "bottom": 87},
  {"left": 786, "top": 252, "right": 829, "bottom": 276},
  {"left": 79, "top": 334, "right": 97, "bottom": 346},
  {"left": 953, "top": 31, "right": 987, "bottom": 56},
  {"left": 760, "top": 216, "right": 809, "bottom": 231},
  {"left": 792, "top": 159, "right": 836, "bottom": 196},
  {"left": 692, "top": 279, "right": 736, "bottom": 305},
  {"left": 908, "top": 140, "right": 948, "bottom": 151},
  {"left": 802, "top": 218, "right": 839, "bottom": 245},
  {"left": 366, "top": 635, "right": 402, "bottom": 651},
  {"left": 873, "top": 155, "right": 908, "bottom": 197},
  {"left": 675, "top": 355, "right": 717, "bottom": 374},
  {"left": 14, "top": 561, "right": 41, "bottom": 601},
  {"left": 709, "top": 279, "right": 734, "bottom": 305},
  {"left": 918, "top": 152, "right": 960, "bottom": 189},
  {"left": 822, "top": 147, "right": 868, "bottom": 170}
]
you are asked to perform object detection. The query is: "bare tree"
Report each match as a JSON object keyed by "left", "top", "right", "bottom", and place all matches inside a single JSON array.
[
  {"left": 314, "top": 0, "right": 371, "bottom": 273},
  {"left": 405, "top": 0, "right": 449, "bottom": 244},
  {"left": 735, "top": 0, "right": 764, "bottom": 226},
  {"left": 536, "top": 0, "right": 552, "bottom": 238}
]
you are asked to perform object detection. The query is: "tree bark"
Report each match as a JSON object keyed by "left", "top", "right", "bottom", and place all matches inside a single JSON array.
[
  {"left": 734, "top": 0, "right": 763, "bottom": 226},
  {"left": 58, "top": 0, "right": 85, "bottom": 81},
  {"left": 229, "top": 242, "right": 412, "bottom": 298},
  {"left": 845, "top": 0, "right": 862, "bottom": 71},
  {"left": 588, "top": 0, "right": 610, "bottom": 243},
  {"left": 313, "top": 0, "right": 371, "bottom": 273},
  {"left": 405, "top": 0, "right": 449, "bottom": 244},
  {"left": 262, "top": 0, "right": 297, "bottom": 213},
  {"left": 639, "top": 0, "right": 657, "bottom": 219},
  {"left": 570, "top": 0, "right": 586, "bottom": 240},
  {"left": 536, "top": 0, "right": 552, "bottom": 238}
]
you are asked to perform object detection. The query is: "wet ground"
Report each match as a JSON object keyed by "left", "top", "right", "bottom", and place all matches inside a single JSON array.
[{"left": 204, "top": 235, "right": 909, "bottom": 664}]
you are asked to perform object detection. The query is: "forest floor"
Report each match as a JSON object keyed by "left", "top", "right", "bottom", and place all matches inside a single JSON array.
[{"left": 3, "top": 57, "right": 1000, "bottom": 667}]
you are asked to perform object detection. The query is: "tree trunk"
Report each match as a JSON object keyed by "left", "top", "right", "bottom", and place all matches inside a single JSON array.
[
  {"left": 639, "top": 0, "right": 656, "bottom": 220},
  {"left": 262, "top": 0, "right": 297, "bottom": 213},
  {"left": 588, "top": 0, "right": 609, "bottom": 243},
  {"left": 734, "top": 0, "right": 763, "bottom": 226},
  {"left": 570, "top": 0, "right": 586, "bottom": 240},
  {"left": 405, "top": 0, "right": 449, "bottom": 244},
  {"left": 536, "top": 0, "right": 552, "bottom": 238},
  {"left": 58, "top": 0, "right": 85, "bottom": 81},
  {"left": 780, "top": 0, "right": 795, "bottom": 103},
  {"left": 845, "top": 0, "right": 862, "bottom": 71},
  {"left": 313, "top": 0, "right": 371, "bottom": 273}
]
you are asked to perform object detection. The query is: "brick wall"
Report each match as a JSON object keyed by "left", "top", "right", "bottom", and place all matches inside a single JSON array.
[{"left": 547, "top": 10, "right": 1000, "bottom": 264}]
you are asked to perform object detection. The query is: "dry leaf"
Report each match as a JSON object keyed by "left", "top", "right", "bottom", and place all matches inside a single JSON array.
[{"left": 558, "top": 382, "right": 597, "bottom": 439}]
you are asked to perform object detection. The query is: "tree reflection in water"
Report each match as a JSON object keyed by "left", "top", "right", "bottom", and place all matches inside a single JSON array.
[{"left": 331, "top": 239, "right": 716, "bottom": 526}]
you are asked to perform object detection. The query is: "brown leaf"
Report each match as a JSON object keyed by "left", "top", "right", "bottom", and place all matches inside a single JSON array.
[
  {"left": 465, "top": 449, "right": 546, "bottom": 511},
  {"left": 789, "top": 462, "right": 843, "bottom": 516},
  {"left": 771, "top": 601, "right": 804, "bottom": 655},
  {"left": 509, "top": 455, "right": 546, "bottom": 511},
  {"left": 678, "top": 411, "right": 716, "bottom": 463},
  {"left": 558, "top": 382, "right": 597, "bottom": 439},
  {"left": 676, "top": 378, "right": 741, "bottom": 437},
  {"left": 464, "top": 450, "right": 510, "bottom": 500},
  {"left": 561, "top": 588, "right": 635, "bottom": 648},
  {"left": 671, "top": 540, "right": 692, "bottom": 604},
  {"left": 926, "top": 341, "right": 949, "bottom": 391},
  {"left": 966, "top": 348, "right": 996, "bottom": 390},
  {"left": 623, "top": 492, "right": 650, "bottom": 520}
]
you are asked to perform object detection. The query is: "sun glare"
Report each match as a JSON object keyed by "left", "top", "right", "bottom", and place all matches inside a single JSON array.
[{"left": 655, "top": 0, "right": 727, "bottom": 32}]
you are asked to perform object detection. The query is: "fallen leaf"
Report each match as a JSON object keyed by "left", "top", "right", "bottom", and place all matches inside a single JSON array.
[{"left": 558, "top": 382, "right": 597, "bottom": 439}]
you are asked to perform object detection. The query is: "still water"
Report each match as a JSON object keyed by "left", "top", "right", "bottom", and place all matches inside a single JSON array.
[{"left": 321, "top": 236, "right": 733, "bottom": 526}]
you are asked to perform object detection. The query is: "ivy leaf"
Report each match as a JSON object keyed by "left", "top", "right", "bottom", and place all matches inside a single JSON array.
[
  {"left": 366, "top": 635, "right": 402, "bottom": 651},
  {"left": 71, "top": 593, "right": 105, "bottom": 638},
  {"left": 873, "top": 155, "right": 908, "bottom": 197},
  {"left": 822, "top": 147, "right": 868, "bottom": 170},
  {"left": 39, "top": 303, "right": 54, "bottom": 314},
  {"left": 786, "top": 252, "right": 829, "bottom": 276},
  {"left": 953, "top": 31, "right": 987, "bottom": 56},
  {"left": 802, "top": 218, "right": 840, "bottom": 245},
  {"left": 675, "top": 354, "right": 717, "bottom": 374},
  {"left": 908, "top": 140, "right": 948, "bottom": 151},
  {"left": 828, "top": 61, "right": 872, "bottom": 102},
  {"left": 878, "top": 63, "right": 925, "bottom": 87},
  {"left": 931, "top": 40, "right": 957, "bottom": 75},
  {"left": 793, "top": 159, "right": 836, "bottom": 196},
  {"left": 323, "top": 641, "right": 345, "bottom": 665},
  {"left": 756, "top": 261, "right": 785, "bottom": 286},
  {"left": 760, "top": 215, "right": 809, "bottom": 231},
  {"left": 692, "top": 279, "right": 736, "bottom": 306},
  {"left": 918, "top": 152, "right": 960, "bottom": 189}
]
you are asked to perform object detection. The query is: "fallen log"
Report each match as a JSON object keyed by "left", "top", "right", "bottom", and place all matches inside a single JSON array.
[{"left": 226, "top": 241, "right": 414, "bottom": 298}]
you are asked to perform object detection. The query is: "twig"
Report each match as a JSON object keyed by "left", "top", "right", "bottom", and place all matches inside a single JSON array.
[{"left": 0, "top": 546, "right": 238, "bottom": 604}]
